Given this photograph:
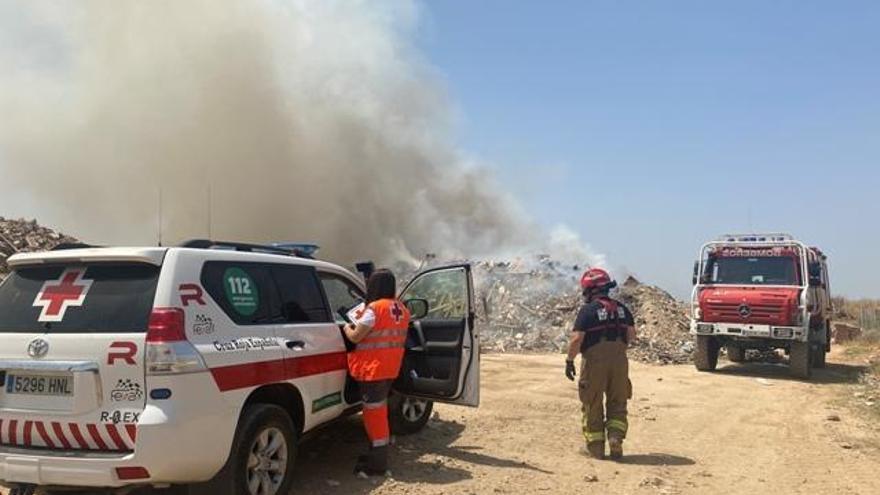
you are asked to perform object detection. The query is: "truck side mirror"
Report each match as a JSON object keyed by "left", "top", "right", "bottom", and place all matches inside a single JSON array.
[
  {"left": 692, "top": 261, "right": 699, "bottom": 285},
  {"left": 808, "top": 261, "right": 823, "bottom": 287}
]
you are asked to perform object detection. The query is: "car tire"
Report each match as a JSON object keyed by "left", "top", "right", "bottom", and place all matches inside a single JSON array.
[
  {"left": 389, "top": 394, "right": 434, "bottom": 435},
  {"left": 216, "top": 404, "right": 298, "bottom": 495},
  {"left": 726, "top": 345, "right": 746, "bottom": 363},
  {"left": 790, "top": 341, "right": 812, "bottom": 379},
  {"left": 694, "top": 336, "right": 719, "bottom": 371},
  {"left": 812, "top": 346, "right": 827, "bottom": 369}
]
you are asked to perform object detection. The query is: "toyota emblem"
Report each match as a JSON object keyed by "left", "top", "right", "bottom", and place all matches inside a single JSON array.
[
  {"left": 27, "top": 338, "right": 50, "bottom": 359},
  {"left": 738, "top": 304, "right": 752, "bottom": 318}
]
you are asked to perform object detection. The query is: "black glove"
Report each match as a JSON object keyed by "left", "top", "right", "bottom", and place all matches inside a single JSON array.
[{"left": 565, "top": 360, "right": 576, "bottom": 381}]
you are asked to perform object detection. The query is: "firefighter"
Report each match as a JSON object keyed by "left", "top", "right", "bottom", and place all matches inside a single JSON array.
[
  {"left": 565, "top": 268, "right": 636, "bottom": 460},
  {"left": 344, "top": 269, "right": 411, "bottom": 476}
]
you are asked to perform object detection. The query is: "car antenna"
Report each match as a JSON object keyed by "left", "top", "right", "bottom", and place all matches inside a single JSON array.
[
  {"left": 206, "top": 183, "right": 213, "bottom": 240},
  {"left": 157, "top": 186, "right": 163, "bottom": 247}
]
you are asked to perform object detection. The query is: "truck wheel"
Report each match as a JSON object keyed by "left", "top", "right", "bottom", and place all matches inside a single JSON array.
[
  {"left": 726, "top": 345, "right": 746, "bottom": 363},
  {"left": 389, "top": 394, "right": 434, "bottom": 435},
  {"left": 812, "top": 346, "right": 827, "bottom": 369},
  {"left": 694, "top": 336, "right": 719, "bottom": 371},
  {"left": 790, "top": 342, "right": 812, "bottom": 379},
  {"left": 217, "top": 404, "right": 298, "bottom": 495}
]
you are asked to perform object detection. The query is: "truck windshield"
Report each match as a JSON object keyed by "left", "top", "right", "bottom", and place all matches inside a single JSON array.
[{"left": 705, "top": 256, "right": 800, "bottom": 286}]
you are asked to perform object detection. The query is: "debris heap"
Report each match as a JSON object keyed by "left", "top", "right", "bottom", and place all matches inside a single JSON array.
[
  {"left": 472, "top": 259, "right": 693, "bottom": 364},
  {"left": 0, "top": 217, "right": 77, "bottom": 276}
]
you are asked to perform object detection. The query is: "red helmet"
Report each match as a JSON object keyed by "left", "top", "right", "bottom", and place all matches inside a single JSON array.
[{"left": 580, "top": 268, "right": 616, "bottom": 294}]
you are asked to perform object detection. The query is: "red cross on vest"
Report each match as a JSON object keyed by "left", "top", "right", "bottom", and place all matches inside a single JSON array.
[
  {"left": 391, "top": 302, "right": 404, "bottom": 323},
  {"left": 33, "top": 269, "right": 94, "bottom": 322}
]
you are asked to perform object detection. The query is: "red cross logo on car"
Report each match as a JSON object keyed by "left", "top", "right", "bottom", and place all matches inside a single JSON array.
[{"left": 32, "top": 268, "right": 94, "bottom": 322}]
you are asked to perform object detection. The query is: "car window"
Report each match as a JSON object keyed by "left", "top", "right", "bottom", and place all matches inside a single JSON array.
[
  {"left": 319, "top": 274, "right": 364, "bottom": 324},
  {"left": 0, "top": 263, "right": 159, "bottom": 334},
  {"left": 272, "top": 265, "right": 332, "bottom": 324},
  {"left": 201, "top": 262, "right": 282, "bottom": 325},
  {"left": 401, "top": 266, "right": 468, "bottom": 319}
]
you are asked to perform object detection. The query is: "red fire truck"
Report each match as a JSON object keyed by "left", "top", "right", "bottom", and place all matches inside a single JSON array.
[{"left": 690, "top": 234, "right": 833, "bottom": 379}]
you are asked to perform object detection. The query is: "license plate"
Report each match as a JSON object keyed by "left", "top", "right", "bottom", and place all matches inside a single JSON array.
[{"left": 5, "top": 373, "right": 74, "bottom": 397}]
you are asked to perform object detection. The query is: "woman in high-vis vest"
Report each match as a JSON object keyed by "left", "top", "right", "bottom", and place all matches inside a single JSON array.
[{"left": 344, "top": 269, "right": 411, "bottom": 476}]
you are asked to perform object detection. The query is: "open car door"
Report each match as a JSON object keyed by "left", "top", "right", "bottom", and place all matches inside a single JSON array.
[{"left": 394, "top": 264, "right": 480, "bottom": 407}]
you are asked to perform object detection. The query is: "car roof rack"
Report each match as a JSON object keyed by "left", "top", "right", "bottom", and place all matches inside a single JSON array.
[{"left": 179, "top": 239, "right": 319, "bottom": 259}]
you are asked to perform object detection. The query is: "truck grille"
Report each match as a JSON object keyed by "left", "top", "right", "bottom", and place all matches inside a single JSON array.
[{"left": 704, "top": 301, "right": 787, "bottom": 325}]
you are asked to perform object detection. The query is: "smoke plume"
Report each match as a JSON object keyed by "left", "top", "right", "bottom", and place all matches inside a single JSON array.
[{"left": 0, "top": 0, "right": 603, "bottom": 269}]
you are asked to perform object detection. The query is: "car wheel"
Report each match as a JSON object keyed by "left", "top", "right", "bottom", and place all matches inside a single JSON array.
[
  {"left": 389, "top": 394, "right": 434, "bottom": 435},
  {"left": 812, "top": 346, "right": 827, "bottom": 369},
  {"left": 694, "top": 336, "right": 719, "bottom": 371},
  {"left": 226, "top": 404, "right": 297, "bottom": 495},
  {"left": 790, "top": 341, "right": 812, "bottom": 379},
  {"left": 726, "top": 345, "right": 746, "bottom": 363}
]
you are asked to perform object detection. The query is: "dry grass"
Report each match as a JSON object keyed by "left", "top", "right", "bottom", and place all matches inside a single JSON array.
[{"left": 834, "top": 297, "right": 880, "bottom": 330}]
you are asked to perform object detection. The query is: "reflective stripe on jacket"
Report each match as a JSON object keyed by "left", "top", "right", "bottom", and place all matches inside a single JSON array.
[{"left": 348, "top": 299, "right": 411, "bottom": 381}]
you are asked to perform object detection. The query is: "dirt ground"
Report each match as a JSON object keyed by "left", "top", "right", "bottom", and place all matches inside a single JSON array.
[
  {"left": 4, "top": 349, "right": 880, "bottom": 495},
  {"left": 292, "top": 349, "right": 880, "bottom": 495}
]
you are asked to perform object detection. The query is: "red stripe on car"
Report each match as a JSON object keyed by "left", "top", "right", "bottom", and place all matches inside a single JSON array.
[
  {"left": 87, "top": 424, "right": 109, "bottom": 450},
  {"left": 23, "top": 421, "right": 33, "bottom": 446},
  {"left": 8, "top": 420, "right": 18, "bottom": 445},
  {"left": 125, "top": 424, "right": 138, "bottom": 444},
  {"left": 68, "top": 423, "right": 90, "bottom": 450},
  {"left": 210, "top": 352, "right": 347, "bottom": 392},
  {"left": 35, "top": 421, "right": 57, "bottom": 449},
  {"left": 52, "top": 422, "right": 73, "bottom": 449},
  {"left": 105, "top": 424, "right": 128, "bottom": 451}
]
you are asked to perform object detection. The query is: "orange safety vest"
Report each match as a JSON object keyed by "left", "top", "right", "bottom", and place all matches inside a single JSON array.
[{"left": 348, "top": 299, "right": 411, "bottom": 382}]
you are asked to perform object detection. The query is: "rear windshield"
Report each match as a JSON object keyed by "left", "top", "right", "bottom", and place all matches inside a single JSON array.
[
  {"left": 0, "top": 264, "right": 160, "bottom": 333},
  {"left": 706, "top": 256, "right": 800, "bottom": 286}
]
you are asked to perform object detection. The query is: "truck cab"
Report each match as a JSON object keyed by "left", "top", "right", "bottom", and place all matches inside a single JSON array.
[{"left": 690, "top": 234, "right": 832, "bottom": 379}]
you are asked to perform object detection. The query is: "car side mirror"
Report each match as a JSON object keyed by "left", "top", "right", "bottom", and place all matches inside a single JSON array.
[{"left": 404, "top": 298, "right": 429, "bottom": 320}]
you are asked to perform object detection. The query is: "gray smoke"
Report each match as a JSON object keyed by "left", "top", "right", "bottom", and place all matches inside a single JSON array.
[{"left": 0, "top": 1, "right": 604, "bottom": 269}]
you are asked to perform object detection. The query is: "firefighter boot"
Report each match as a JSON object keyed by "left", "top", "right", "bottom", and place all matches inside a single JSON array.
[
  {"left": 608, "top": 433, "right": 624, "bottom": 460},
  {"left": 586, "top": 441, "right": 605, "bottom": 460}
]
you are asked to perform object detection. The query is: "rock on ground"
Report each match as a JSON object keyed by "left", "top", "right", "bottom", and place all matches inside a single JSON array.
[{"left": 0, "top": 217, "right": 78, "bottom": 276}]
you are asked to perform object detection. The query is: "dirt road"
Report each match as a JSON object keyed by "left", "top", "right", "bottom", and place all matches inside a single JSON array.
[
  {"left": 293, "top": 350, "right": 880, "bottom": 495},
  {"left": 3, "top": 351, "right": 879, "bottom": 495}
]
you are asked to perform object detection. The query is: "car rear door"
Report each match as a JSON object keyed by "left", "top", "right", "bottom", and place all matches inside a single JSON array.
[
  {"left": 0, "top": 261, "right": 159, "bottom": 453},
  {"left": 394, "top": 264, "right": 480, "bottom": 407},
  {"left": 271, "top": 264, "right": 348, "bottom": 429}
]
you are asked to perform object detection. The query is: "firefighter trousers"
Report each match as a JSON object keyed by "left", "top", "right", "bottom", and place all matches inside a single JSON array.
[{"left": 578, "top": 340, "right": 632, "bottom": 444}]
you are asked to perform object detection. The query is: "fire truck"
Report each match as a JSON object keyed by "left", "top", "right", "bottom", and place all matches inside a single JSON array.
[{"left": 690, "top": 234, "right": 833, "bottom": 379}]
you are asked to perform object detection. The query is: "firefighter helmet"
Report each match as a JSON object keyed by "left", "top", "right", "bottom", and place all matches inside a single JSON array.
[{"left": 580, "top": 268, "right": 616, "bottom": 295}]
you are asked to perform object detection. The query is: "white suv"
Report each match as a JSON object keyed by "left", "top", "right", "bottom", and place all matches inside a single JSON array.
[{"left": 0, "top": 241, "right": 480, "bottom": 495}]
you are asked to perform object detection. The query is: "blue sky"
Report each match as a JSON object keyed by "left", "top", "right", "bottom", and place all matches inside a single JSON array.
[{"left": 416, "top": 0, "right": 880, "bottom": 299}]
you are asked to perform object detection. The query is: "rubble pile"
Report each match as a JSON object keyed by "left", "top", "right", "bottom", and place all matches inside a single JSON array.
[
  {"left": 616, "top": 277, "right": 693, "bottom": 364},
  {"left": 0, "top": 217, "right": 77, "bottom": 276},
  {"left": 472, "top": 258, "right": 693, "bottom": 364}
]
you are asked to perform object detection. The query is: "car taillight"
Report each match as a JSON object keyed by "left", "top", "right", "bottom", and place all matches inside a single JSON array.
[
  {"left": 147, "top": 308, "right": 186, "bottom": 342},
  {"left": 146, "top": 308, "right": 206, "bottom": 376}
]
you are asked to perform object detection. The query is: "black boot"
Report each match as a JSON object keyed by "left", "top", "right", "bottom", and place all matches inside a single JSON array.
[{"left": 354, "top": 446, "right": 389, "bottom": 476}]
